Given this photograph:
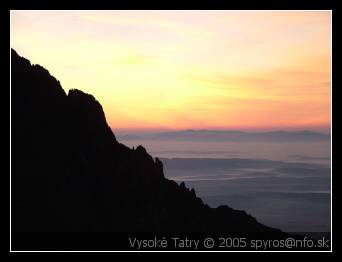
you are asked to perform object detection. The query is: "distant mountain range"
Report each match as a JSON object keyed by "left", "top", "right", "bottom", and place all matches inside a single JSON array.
[
  {"left": 11, "top": 49, "right": 283, "bottom": 235},
  {"left": 116, "top": 129, "right": 330, "bottom": 142}
]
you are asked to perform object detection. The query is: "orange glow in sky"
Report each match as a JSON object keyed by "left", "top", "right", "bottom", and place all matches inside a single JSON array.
[{"left": 10, "top": 11, "right": 331, "bottom": 131}]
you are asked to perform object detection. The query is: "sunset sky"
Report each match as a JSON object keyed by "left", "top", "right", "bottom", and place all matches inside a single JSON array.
[{"left": 10, "top": 11, "right": 331, "bottom": 132}]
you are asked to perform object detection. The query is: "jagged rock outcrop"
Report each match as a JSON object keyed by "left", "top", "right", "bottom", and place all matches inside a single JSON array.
[{"left": 11, "top": 49, "right": 282, "bottom": 233}]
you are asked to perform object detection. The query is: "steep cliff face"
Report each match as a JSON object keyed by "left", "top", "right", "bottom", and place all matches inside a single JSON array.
[{"left": 11, "top": 49, "right": 281, "bottom": 233}]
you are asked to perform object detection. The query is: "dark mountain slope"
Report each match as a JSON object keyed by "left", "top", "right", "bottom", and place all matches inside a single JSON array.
[{"left": 11, "top": 49, "right": 282, "bottom": 233}]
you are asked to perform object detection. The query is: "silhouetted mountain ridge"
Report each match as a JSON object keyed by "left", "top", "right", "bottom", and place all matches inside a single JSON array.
[
  {"left": 12, "top": 49, "right": 283, "bottom": 233},
  {"left": 116, "top": 129, "right": 330, "bottom": 142}
]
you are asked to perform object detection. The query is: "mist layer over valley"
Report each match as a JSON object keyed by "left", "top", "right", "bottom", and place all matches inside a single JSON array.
[{"left": 117, "top": 131, "right": 331, "bottom": 232}]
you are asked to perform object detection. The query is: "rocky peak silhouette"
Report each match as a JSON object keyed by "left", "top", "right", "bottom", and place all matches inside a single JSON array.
[{"left": 11, "top": 49, "right": 283, "bottom": 233}]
